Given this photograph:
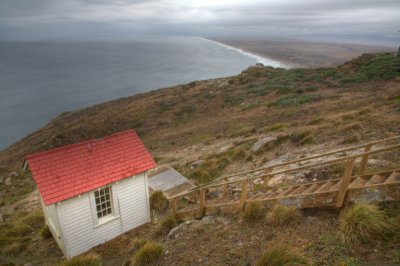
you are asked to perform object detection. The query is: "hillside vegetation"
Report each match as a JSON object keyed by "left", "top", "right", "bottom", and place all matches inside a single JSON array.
[{"left": 0, "top": 52, "right": 399, "bottom": 265}]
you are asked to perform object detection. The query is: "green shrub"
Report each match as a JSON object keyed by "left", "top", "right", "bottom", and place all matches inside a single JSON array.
[
  {"left": 242, "top": 201, "right": 265, "bottom": 221},
  {"left": 60, "top": 253, "right": 101, "bottom": 266},
  {"left": 305, "top": 86, "right": 318, "bottom": 92},
  {"left": 156, "top": 216, "right": 176, "bottom": 236},
  {"left": 150, "top": 191, "right": 169, "bottom": 212},
  {"left": 269, "top": 94, "right": 323, "bottom": 107},
  {"left": 339, "top": 203, "right": 393, "bottom": 244},
  {"left": 134, "top": 242, "right": 164, "bottom": 266},
  {"left": 267, "top": 205, "right": 301, "bottom": 226},
  {"left": 40, "top": 225, "right": 52, "bottom": 239},
  {"left": 256, "top": 243, "right": 309, "bottom": 266},
  {"left": 223, "top": 94, "right": 246, "bottom": 106}
]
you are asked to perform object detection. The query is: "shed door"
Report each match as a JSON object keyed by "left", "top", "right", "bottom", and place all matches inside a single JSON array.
[{"left": 117, "top": 174, "right": 150, "bottom": 232}]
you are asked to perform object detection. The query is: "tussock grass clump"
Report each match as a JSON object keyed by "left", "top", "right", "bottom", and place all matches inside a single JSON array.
[
  {"left": 256, "top": 242, "right": 309, "bottom": 266},
  {"left": 150, "top": 191, "right": 169, "bottom": 212},
  {"left": 242, "top": 201, "right": 265, "bottom": 221},
  {"left": 60, "top": 253, "right": 101, "bottom": 266},
  {"left": 267, "top": 205, "right": 301, "bottom": 226},
  {"left": 156, "top": 216, "right": 176, "bottom": 236},
  {"left": 131, "top": 239, "right": 148, "bottom": 253},
  {"left": 339, "top": 202, "right": 393, "bottom": 244},
  {"left": 134, "top": 242, "right": 164, "bottom": 266},
  {"left": 40, "top": 225, "right": 52, "bottom": 239}
]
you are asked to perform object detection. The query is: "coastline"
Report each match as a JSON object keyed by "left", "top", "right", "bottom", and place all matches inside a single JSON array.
[{"left": 198, "top": 37, "right": 292, "bottom": 69}]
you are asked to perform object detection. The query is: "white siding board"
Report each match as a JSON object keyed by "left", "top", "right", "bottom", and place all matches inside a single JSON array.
[
  {"left": 115, "top": 173, "right": 150, "bottom": 233},
  {"left": 41, "top": 197, "right": 66, "bottom": 255},
  {"left": 59, "top": 172, "right": 150, "bottom": 258}
]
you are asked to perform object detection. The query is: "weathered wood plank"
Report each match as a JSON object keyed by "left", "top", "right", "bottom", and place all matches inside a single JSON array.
[
  {"left": 336, "top": 158, "right": 356, "bottom": 208},
  {"left": 359, "top": 144, "right": 372, "bottom": 176},
  {"left": 238, "top": 179, "right": 248, "bottom": 211}
]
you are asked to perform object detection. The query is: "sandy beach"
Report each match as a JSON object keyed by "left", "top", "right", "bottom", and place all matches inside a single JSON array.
[{"left": 211, "top": 38, "right": 396, "bottom": 68}]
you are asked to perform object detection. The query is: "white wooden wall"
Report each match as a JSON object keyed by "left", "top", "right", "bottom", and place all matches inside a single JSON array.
[
  {"left": 41, "top": 198, "right": 66, "bottom": 255},
  {"left": 54, "top": 172, "right": 150, "bottom": 258}
]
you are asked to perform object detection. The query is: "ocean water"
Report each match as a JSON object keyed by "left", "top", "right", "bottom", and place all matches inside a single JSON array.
[{"left": 0, "top": 36, "right": 284, "bottom": 150}]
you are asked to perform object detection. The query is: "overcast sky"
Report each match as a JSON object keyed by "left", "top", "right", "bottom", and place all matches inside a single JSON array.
[{"left": 0, "top": 0, "right": 399, "bottom": 45}]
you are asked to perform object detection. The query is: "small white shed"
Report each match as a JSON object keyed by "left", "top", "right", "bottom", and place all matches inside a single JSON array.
[{"left": 24, "top": 130, "right": 156, "bottom": 259}]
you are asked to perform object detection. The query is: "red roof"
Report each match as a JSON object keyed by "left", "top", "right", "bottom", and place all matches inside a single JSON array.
[{"left": 26, "top": 130, "right": 156, "bottom": 205}]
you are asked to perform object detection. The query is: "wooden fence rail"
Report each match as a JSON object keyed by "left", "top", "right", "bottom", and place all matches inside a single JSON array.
[{"left": 169, "top": 136, "right": 400, "bottom": 218}]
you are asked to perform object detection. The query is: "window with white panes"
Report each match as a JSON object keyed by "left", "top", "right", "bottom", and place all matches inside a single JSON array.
[{"left": 94, "top": 186, "right": 113, "bottom": 219}]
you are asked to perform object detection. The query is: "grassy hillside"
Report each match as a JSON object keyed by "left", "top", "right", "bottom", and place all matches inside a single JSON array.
[
  {"left": 1, "top": 52, "right": 400, "bottom": 205},
  {"left": 0, "top": 52, "right": 399, "bottom": 265}
]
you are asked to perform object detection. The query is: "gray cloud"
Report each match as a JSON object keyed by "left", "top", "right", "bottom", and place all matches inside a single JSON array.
[{"left": 0, "top": 0, "right": 399, "bottom": 45}]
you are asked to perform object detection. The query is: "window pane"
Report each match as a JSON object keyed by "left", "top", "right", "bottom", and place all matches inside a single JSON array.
[{"left": 95, "top": 186, "right": 113, "bottom": 219}]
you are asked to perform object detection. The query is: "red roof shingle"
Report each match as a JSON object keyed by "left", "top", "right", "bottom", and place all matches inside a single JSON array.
[{"left": 26, "top": 130, "right": 156, "bottom": 205}]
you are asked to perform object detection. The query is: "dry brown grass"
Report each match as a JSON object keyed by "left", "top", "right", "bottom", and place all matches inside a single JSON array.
[
  {"left": 60, "top": 253, "right": 101, "bottom": 266},
  {"left": 150, "top": 191, "right": 169, "bottom": 212},
  {"left": 339, "top": 202, "right": 393, "bottom": 244},
  {"left": 242, "top": 201, "right": 265, "bottom": 221},
  {"left": 133, "top": 242, "right": 164, "bottom": 266},
  {"left": 155, "top": 216, "right": 176, "bottom": 236},
  {"left": 267, "top": 205, "right": 301, "bottom": 226},
  {"left": 256, "top": 242, "right": 310, "bottom": 266}
]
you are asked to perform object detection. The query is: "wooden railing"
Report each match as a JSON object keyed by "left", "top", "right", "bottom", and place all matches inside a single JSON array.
[{"left": 169, "top": 136, "right": 400, "bottom": 217}]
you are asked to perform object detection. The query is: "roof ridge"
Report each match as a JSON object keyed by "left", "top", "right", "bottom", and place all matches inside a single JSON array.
[{"left": 26, "top": 129, "right": 137, "bottom": 159}]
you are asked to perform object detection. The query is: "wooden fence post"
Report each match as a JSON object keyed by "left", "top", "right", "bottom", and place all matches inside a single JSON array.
[
  {"left": 199, "top": 188, "right": 206, "bottom": 217},
  {"left": 239, "top": 178, "right": 248, "bottom": 211},
  {"left": 222, "top": 177, "right": 228, "bottom": 197},
  {"left": 171, "top": 198, "right": 178, "bottom": 218},
  {"left": 359, "top": 144, "right": 372, "bottom": 177},
  {"left": 264, "top": 168, "right": 273, "bottom": 188},
  {"left": 336, "top": 158, "right": 355, "bottom": 208}
]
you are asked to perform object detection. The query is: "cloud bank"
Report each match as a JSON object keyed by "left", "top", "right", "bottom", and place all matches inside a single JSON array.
[{"left": 0, "top": 0, "right": 399, "bottom": 45}]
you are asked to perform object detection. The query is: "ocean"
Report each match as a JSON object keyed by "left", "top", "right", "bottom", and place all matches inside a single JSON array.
[{"left": 0, "top": 36, "right": 285, "bottom": 150}]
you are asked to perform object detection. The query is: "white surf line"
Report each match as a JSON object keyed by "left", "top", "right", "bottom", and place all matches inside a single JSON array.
[{"left": 197, "top": 37, "right": 289, "bottom": 69}]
